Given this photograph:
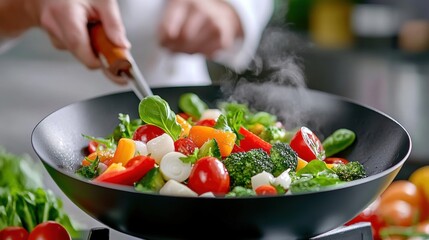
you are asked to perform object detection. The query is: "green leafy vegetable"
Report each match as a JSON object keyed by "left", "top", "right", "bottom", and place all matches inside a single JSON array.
[
  {"left": 290, "top": 160, "right": 343, "bottom": 193},
  {"left": 178, "top": 93, "right": 208, "bottom": 119},
  {"left": 219, "top": 102, "right": 277, "bottom": 129},
  {"left": 118, "top": 113, "right": 133, "bottom": 138},
  {"left": 0, "top": 147, "right": 43, "bottom": 194},
  {"left": 180, "top": 149, "right": 200, "bottom": 164},
  {"left": 139, "top": 95, "right": 182, "bottom": 141},
  {"left": 82, "top": 134, "right": 115, "bottom": 150},
  {"left": 0, "top": 147, "right": 78, "bottom": 236},
  {"left": 213, "top": 114, "right": 233, "bottom": 132},
  {"left": 0, "top": 188, "right": 78, "bottom": 236},
  {"left": 76, "top": 157, "right": 100, "bottom": 179},
  {"left": 111, "top": 116, "right": 143, "bottom": 142}
]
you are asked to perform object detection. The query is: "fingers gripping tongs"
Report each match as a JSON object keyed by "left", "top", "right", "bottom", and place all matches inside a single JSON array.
[{"left": 88, "top": 22, "right": 153, "bottom": 99}]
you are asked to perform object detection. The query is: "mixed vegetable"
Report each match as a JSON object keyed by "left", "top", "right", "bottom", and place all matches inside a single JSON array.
[
  {"left": 0, "top": 147, "right": 77, "bottom": 240},
  {"left": 75, "top": 93, "right": 366, "bottom": 197}
]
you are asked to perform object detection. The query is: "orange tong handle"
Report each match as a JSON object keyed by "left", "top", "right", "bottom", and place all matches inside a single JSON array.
[{"left": 88, "top": 22, "right": 131, "bottom": 76}]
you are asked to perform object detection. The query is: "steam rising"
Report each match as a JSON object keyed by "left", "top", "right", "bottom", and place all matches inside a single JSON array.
[{"left": 219, "top": 26, "right": 313, "bottom": 129}]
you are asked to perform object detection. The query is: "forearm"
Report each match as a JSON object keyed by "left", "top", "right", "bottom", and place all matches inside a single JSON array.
[{"left": 0, "top": 0, "right": 38, "bottom": 37}]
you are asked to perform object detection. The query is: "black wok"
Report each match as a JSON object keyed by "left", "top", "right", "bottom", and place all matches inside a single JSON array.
[{"left": 31, "top": 85, "right": 411, "bottom": 239}]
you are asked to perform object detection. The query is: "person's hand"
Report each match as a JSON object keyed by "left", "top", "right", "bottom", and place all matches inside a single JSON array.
[
  {"left": 158, "top": 0, "right": 244, "bottom": 58},
  {"left": 31, "top": 0, "right": 130, "bottom": 83}
]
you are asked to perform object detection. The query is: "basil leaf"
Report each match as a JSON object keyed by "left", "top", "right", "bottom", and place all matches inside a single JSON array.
[
  {"left": 139, "top": 95, "right": 182, "bottom": 141},
  {"left": 291, "top": 160, "right": 343, "bottom": 193},
  {"left": 179, "top": 93, "right": 208, "bottom": 119}
]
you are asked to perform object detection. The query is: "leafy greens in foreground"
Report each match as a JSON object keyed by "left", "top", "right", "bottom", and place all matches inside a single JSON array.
[{"left": 0, "top": 146, "right": 78, "bottom": 237}]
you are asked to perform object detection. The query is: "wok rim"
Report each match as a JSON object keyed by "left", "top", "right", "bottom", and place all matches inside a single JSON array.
[{"left": 31, "top": 86, "right": 412, "bottom": 200}]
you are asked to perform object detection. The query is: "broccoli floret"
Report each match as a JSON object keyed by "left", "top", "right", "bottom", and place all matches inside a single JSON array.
[
  {"left": 225, "top": 186, "right": 256, "bottom": 197},
  {"left": 259, "top": 126, "right": 287, "bottom": 144},
  {"left": 270, "top": 142, "right": 298, "bottom": 176},
  {"left": 332, "top": 161, "right": 367, "bottom": 182},
  {"left": 223, "top": 149, "right": 273, "bottom": 188}
]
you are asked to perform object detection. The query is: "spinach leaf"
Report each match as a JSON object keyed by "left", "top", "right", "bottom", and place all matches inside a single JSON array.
[
  {"left": 178, "top": 93, "right": 208, "bottom": 119},
  {"left": 290, "top": 160, "right": 343, "bottom": 193},
  {"left": 139, "top": 95, "right": 182, "bottom": 141}
]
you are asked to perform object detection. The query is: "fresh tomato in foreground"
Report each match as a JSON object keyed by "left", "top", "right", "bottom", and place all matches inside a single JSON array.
[
  {"left": 377, "top": 200, "right": 419, "bottom": 227},
  {"left": 132, "top": 124, "right": 165, "bottom": 143},
  {"left": 409, "top": 166, "right": 429, "bottom": 211},
  {"left": 324, "top": 157, "right": 349, "bottom": 165},
  {"left": 188, "top": 156, "right": 230, "bottom": 195},
  {"left": 345, "top": 197, "right": 385, "bottom": 240},
  {"left": 290, "top": 126, "right": 325, "bottom": 162},
  {"left": 0, "top": 226, "right": 29, "bottom": 240},
  {"left": 174, "top": 138, "right": 197, "bottom": 155},
  {"left": 379, "top": 180, "right": 427, "bottom": 221},
  {"left": 28, "top": 221, "right": 71, "bottom": 240},
  {"left": 195, "top": 118, "right": 216, "bottom": 127},
  {"left": 95, "top": 155, "right": 156, "bottom": 186}
]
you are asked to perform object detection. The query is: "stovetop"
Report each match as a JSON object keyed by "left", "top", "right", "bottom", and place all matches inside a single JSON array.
[{"left": 79, "top": 222, "right": 373, "bottom": 240}]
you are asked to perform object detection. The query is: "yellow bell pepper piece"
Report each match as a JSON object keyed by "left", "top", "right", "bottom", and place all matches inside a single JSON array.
[{"left": 112, "top": 138, "right": 135, "bottom": 165}]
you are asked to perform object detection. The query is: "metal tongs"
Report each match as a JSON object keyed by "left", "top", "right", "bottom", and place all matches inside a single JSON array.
[{"left": 88, "top": 22, "right": 152, "bottom": 100}]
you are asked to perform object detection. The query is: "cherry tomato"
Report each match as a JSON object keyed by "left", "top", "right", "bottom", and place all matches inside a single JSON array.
[
  {"left": 324, "top": 157, "right": 349, "bottom": 164},
  {"left": 380, "top": 180, "right": 427, "bottom": 221},
  {"left": 255, "top": 185, "right": 277, "bottom": 196},
  {"left": 195, "top": 119, "right": 216, "bottom": 127},
  {"left": 132, "top": 125, "right": 165, "bottom": 143},
  {"left": 88, "top": 140, "right": 98, "bottom": 154},
  {"left": 0, "top": 226, "right": 29, "bottom": 240},
  {"left": 28, "top": 221, "right": 71, "bottom": 240},
  {"left": 346, "top": 197, "right": 385, "bottom": 240},
  {"left": 409, "top": 166, "right": 429, "bottom": 216},
  {"left": 377, "top": 200, "right": 419, "bottom": 227},
  {"left": 290, "top": 126, "right": 325, "bottom": 162},
  {"left": 174, "top": 138, "right": 197, "bottom": 155},
  {"left": 188, "top": 156, "right": 230, "bottom": 195}
]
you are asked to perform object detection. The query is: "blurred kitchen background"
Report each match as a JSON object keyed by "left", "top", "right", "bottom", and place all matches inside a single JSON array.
[{"left": 1, "top": 0, "right": 429, "bottom": 238}]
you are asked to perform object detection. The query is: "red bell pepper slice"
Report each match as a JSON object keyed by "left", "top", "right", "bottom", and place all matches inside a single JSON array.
[
  {"left": 231, "top": 144, "right": 245, "bottom": 153},
  {"left": 238, "top": 126, "right": 272, "bottom": 154},
  {"left": 95, "top": 155, "right": 156, "bottom": 186}
]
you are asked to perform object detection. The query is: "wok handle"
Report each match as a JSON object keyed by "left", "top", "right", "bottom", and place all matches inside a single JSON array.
[{"left": 88, "top": 22, "right": 131, "bottom": 76}]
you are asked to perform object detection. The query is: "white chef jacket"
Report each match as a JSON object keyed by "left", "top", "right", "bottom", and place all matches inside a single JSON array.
[
  {"left": 0, "top": 0, "right": 274, "bottom": 87},
  {"left": 119, "top": 0, "right": 274, "bottom": 87}
]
